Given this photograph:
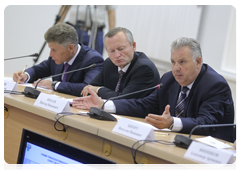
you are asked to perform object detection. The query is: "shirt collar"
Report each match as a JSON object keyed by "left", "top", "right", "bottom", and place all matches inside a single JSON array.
[
  {"left": 185, "top": 81, "right": 194, "bottom": 90},
  {"left": 64, "top": 44, "right": 81, "bottom": 65},
  {"left": 118, "top": 62, "right": 131, "bottom": 73}
]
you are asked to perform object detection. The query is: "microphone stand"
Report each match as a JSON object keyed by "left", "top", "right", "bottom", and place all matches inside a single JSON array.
[
  {"left": 188, "top": 124, "right": 236, "bottom": 138},
  {"left": 174, "top": 124, "right": 236, "bottom": 149},
  {"left": 88, "top": 84, "right": 163, "bottom": 121},
  {"left": 33, "top": 5, "right": 71, "bottom": 66},
  {"left": 4, "top": 53, "right": 39, "bottom": 61},
  {"left": 22, "top": 63, "right": 96, "bottom": 99}
]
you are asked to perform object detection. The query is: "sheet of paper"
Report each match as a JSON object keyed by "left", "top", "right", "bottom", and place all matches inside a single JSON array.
[
  {"left": 18, "top": 83, "right": 52, "bottom": 91},
  {"left": 4, "top": 77, "right": 14, "bottom": 82},
  {"left": 195, "top": 136, "right": 232, "bottom": 149}
]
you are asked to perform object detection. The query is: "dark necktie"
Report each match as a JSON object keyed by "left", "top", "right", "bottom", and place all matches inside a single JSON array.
[
  {"left": 115, "top": 70, "right": 124, "bottom": 92},
  {"left": 62, "top": 63, "right": 70, "bottom": 82},
  {"left": 175, "top": 86, "right": 189, "bottom": 117}
]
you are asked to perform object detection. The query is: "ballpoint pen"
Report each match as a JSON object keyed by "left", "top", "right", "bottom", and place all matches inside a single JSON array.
[
  {"left": 17, "top": 65, "right": 27, "bottom": 84},
  {"left": 154, "top": 131, "right": 170, "bottom": 136}
]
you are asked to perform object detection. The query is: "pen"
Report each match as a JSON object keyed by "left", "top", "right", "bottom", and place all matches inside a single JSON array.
[
  {"left": 154, "top": 132, "right": 170, "bottom": 136},
  {"left": 17, "top": 65, "right": 27, "bottom": 84}
]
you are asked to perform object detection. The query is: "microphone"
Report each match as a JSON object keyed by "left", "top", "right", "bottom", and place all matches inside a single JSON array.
[
  {"left": 22, "top": 63, "right": 97, "bottom": 99},
  {"left": 174, "top": 124, "right": 236, "bottom": 149},
  {"left": 88, "top": 84, "right": 163, "bottom": 121},
  {"left": 4, "top": 53, "right": 39, "bottom": 61}
]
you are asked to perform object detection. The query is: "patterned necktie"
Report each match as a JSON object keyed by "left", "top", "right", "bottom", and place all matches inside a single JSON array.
[
  {"left": 62, "top": 63, "right": 70, "bottom": 82},
  {"left": 175, "top": 86, "right": 189, "bottom": 117},
  {"left": 115, "top": 70, "right": 124, "bottom": 92}
]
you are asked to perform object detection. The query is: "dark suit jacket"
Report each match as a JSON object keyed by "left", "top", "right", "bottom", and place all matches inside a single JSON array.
[
  {"left": 113, "top": 64, "right": 235, "bottom": 142},
  {"left": 90, "top": 52, "right": 160, "bottom": 99},
  {"left": 25, "top": 43, "right": 104, "bottom": 96}
]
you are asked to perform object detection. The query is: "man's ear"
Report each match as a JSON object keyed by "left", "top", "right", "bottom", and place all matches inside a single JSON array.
[
  {"left": 68, "top": 44, "right": 75, "bottom": 52},
  {"left": 196, "top": 57, "right": 202, "bottom": 69},
  {"left": 132, "top": 42, "right": 136, "bottom": 51}
]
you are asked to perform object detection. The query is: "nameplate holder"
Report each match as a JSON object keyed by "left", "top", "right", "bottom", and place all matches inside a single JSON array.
[
  {"left": 34, "top": 93, "right": 70, "bottom": 113},
  {"left": 4, "top": 80, "right": 17, "bottom": 91},
  {"left": 112, "top": 117, "right": 155, "bottom": 140},
  {"left": 184, "top": 141, "right": 234, "bottom": 164}
]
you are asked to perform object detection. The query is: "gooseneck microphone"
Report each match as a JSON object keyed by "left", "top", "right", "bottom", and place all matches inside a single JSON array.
[
  {"left": 22, "top": 63, "right": 97, "bottom": 99},
  {"left": 88, "top": 83, "right": 163, "bottom": 121},
  {"left": 189, "top": 124, "right": 236, "bottom": 138},
  {"left": 174, "top": 123, "right": 236, "bottom": 149},
  {"left": 108, "top": 84, "right": 162, "bottom": 100},
  {"left": 4, "top": 53, "right": 39, "bottom": 61}
]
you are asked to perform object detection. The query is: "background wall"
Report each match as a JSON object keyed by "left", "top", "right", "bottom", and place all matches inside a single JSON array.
[{"left": 4, "top": 5, "right": 236, "bottom": 122}]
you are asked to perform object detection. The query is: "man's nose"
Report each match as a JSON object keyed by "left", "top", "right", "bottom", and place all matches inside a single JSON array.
[
  {"left": 173, "top": 63, "right": 180, "bottom": 71},
  {"left": 114, "top": 50, "right": 121, "bottom": 58}
]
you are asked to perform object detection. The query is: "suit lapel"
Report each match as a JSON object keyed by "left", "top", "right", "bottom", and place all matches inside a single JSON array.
[
  {"left": 184, "top": 64, "right": 207, "bottom": 116},
  {"left": 125, "top": 52, "right": 138, "bottom": 75},
  {"left": 170, "top": 81, "right": 181, "bottom": 116},
  {"left": 55, "top": 64, "right": 64, "bottom": 81},
  {"left": 65, "top": 44, "right": 85, "bottom": 82},
  {"left": 118, "top": 52, "right": 138, "bottom": 90},
  {"left": 109, "top": 61, "right": 120, "bottom": 89}
]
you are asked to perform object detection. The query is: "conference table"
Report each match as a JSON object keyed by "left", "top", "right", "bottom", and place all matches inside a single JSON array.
[{"left": 4, "top": 83, "right": 234, "bottom": 164}]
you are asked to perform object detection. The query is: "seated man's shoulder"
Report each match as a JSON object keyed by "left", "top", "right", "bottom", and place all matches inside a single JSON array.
[
  {"left": 203, "top": 64, "right": 228, "bottom": 84},
  {"left": 134, "top": 52, "right": 157, "bottom": 68},
  {"left": 82, "top": 44, "right": 103, "bottom": 58}
]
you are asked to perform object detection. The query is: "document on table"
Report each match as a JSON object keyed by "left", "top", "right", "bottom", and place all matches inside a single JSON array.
[{"left": 4, "top": 76, "right": 52, "bottom": 91}]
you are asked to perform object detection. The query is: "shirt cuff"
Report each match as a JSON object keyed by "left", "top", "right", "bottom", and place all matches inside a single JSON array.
[
  {"left": 96, "top": 87, "right": 103, "bottom": 94},
  {"left": 103, "top": 100, "right": 116, "bottom": 113},
  {"left": 171, "top": 117, "right": 183, "bottom": 131},
  {"left": 54, "top": 82, "right": 61, "bottom": 90},
  {"left": 25, "top": 72, "right": 30, "bottom": 83}
]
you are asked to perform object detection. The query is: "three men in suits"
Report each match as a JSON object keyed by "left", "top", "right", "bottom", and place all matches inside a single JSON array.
[
  {"left": 13, "top": 23, "right": 104, "bottom": 96},
  {"left": 72, "top": 37, "right": 234, "bottom": 142},
  {"left": 80, "top": 27, "right": 160, "bottom": 99}
]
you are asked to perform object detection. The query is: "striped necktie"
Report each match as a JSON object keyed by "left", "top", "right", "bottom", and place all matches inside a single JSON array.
[
  {"left": 115, "top": 70, "right": 124, "bottom": 92},
  {"left": 175, "top": 86, "right": 189, "bottom": 117}
]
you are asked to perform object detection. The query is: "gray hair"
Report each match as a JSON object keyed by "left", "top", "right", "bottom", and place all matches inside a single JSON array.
[
  {"left": 171, "top": 37, "right": 203, "bottom": 63},
  {"left": 44, "top": 23, "right": 78, "bottom": 48},
  {"left": 104, "top": 27, "right": 134, "bottom": 45}
]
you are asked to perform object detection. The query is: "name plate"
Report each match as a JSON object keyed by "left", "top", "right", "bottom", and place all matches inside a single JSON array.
[
  {"left": 112, "top": 117, "right": 155, "bottom": 140},
  {"left": 34, "top": 93, "right": 70, "bottom": 113},
  {"left": 4, "top": 80, "right": 17, "bottom": 91},
  {"left": 184, "top": 141, "right": 234, "bottom": 164}
]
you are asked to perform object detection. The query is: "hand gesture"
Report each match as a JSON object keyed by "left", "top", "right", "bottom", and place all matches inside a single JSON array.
[
  {"left": 145, "top": 105, "right": 173, "bottom": 129},
  {"left": 73, "top": 86, "right": 104, "bottom": 110}
]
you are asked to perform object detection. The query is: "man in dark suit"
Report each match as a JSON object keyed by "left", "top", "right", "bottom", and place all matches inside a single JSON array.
[
  {"left": 72, "top": 37, "right": 234, "bottom": 142},
  {"left": 13, "top": 23, "right": 104, "bottom": 96},
  {"left": 80, "top": 27, "right": 160, "bottom": 99}
]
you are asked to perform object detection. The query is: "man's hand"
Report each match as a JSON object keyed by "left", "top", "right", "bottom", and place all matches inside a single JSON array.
[
  {"left": 33, "top": 79, "right": 53, "bottom": 90},
  {"left": 73, "top": 86, "right": 104, "bottom": 110},
  {"left": 144, "top": 105, "right": 173, "bottom": 129},
  {"left": 81, "top": 85, "right": 100, "bottom": 97},
  {"left": 13, "top": 71, "right": 28, "bottom": 84}
]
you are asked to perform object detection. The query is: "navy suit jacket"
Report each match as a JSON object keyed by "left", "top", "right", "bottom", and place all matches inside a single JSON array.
[
  {"left": 113, "top": 64, "right": 235, "bottom": 142},
  {"left": 25, "top": 43, "right": 104, "bottom": 96},
  {"left": 90, "top": 52, "right": 161, "bottom": 99}
]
